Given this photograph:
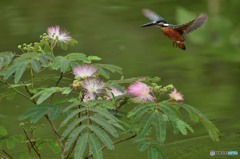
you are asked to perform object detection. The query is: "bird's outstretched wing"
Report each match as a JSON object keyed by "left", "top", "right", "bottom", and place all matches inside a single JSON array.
[
  {"left": 171, "top": 13, "right": 208, "bottom": 34},
  {"left": 142, "top": 8, "right": 167, "bottom": 22}
]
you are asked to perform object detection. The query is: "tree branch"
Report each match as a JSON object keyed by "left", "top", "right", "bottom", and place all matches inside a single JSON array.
[
  {"left": 2, "top": 149, "right": 13, "bottom": 159},
  {"left": 45, "top": 115, "right": 65, "bottom": 157},
  {"left": 23, "top": 128, "right": 42, "bottom": 159},
  {"left": 0, "top": 79, "right": 34, "bottom": 103}
]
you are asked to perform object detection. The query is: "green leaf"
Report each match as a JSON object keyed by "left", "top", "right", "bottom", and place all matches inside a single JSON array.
[
  {"left": 66, "top": 53, "right": 89, "bottom": 63},
  {"left": 90, "top": 115, "right": 118, "bottom": 137},
  {"left": 148, "top": 147, "right": 158, "bottom": 159},
  {"left": 30, "top": 107, "right": 49, "bottom": 123},
  {"left": 0, "top": 125, "right": 8, "bottom": 136},
  {"left": 18, "top": 107, "right": 39, "bottom": 121},
  {"left": 61, "top": 116, "right": 88, "bottom": 139},
  {"left": 179, "top": 103, "right": 207, "bottom": 121},
  {"left": 89, "top": 107, "right": 119, "bottom": 123},
  {"left": 19, "top": 152, "right": 29, "bottom": 159},
  {"left": 88, "top": 125, "right": 114, "bottom": 150},
  {"left": 98, "top": 68, "right": 110, "bottom": 79},
  {"left": 64, "top": 124, "right": 87, "bottom": 153},
  {"left": 128, "top": 105, "right": 152, "bottom": 123},
  {"left": 19, "top": 105, "right": 57, "bottom": 123},
  {"left": 148, "top": 146, "right": 166, "bottom": 159},
  {"left": 0, "top": 51, "right": 14, "bottom": 68},
  {"left": 74, "top": 132, "right": 89, "bottom": 159},
  {"left": 51, "top": 56, "right": 70, "bottom": 73},
  {"left": 110, "top": 77, "right": 139, "bottom": 84},
  {"left": 48, "top": 107, "right": 62, "bottom": 120},
  {"left": 155, "top": 112, "right": 166, "bottom": 143},
  {"left": 13, "top": 135, "right": 24, "bottom": 142},
  {"left": 31, "top": 59, "right": 41, "bottom": 73},
  {"left": 6, "top": 137, "right": 15, "bottom": 149},
  {"left": 159, "top": 102, "right": 180, "bottom": 117},
  {"left": 3, "top": 62, "right": 23, "bottom": 81},
  {"left": 31, "top": 87, "right": 72, "bottom": 105},
  {"left": 38, "top": 55, "right": 49, "bottom": 66},
  {"left": 36, "top": 90, "right": 54, "bottom": 105},
  {"left": 139, "top": 112, "right": 155, "bottom": 136},
  {"left": 60, "top": 107, "right": 87, "bottom": 127},
  {"left": 88, "top": 133, "right": 103, "bottom": 159},
  {"left": 87, "top": 55, "right": 102, "bottom": 61},
  {"left": 176, "top": 119, "right": 194, "bottom": 135},
  {"left": 202, "top": 121, "right": 220, "bottom": 141},
  {"left": 128, "top": 104, "right": 149, "bottom": 118},
  {"left": 47, "top": 141, "right": 61, "bottom": 153},
  {"left": 94, "top": 63, "right": 122, "bottom": 74},
  {"left": 14, "top": 62, "right": 28, "bottom": 83}
]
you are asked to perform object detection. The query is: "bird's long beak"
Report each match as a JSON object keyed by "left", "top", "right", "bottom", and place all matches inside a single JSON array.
[{"left": 140, "top": 22, "right": 157, "bottom": 27}]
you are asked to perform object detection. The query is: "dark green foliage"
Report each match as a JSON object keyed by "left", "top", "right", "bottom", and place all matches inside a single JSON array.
[
  {"left": 133, "top": 138, "right": 166, "bottom": 159},
  {"left": 31, "top": 87, "right": 72, "bottom": 105},
  {"left": 0, "top": 52, "right": 14, "bottom": 69},
  {"left": 0, "top": 52, "right": 54, "bottom": 83},
  {"left": 61, "top": 102, "right": 124, "bottom": 158},
  {"left": 51, "top": 53, "right": 102, "bottom": 73},
  {"left": 128, "top": 101, "right": 219, "bottom": 153},
  {"left": 0, "top": 28, "right": 220, "bottom": 159},
  {"left": 18, "top": 104, "right": 62, "bottom": 123},
  {"left": 47, "top": 140, "right": 62, "bottom": 153},
  {"left": 94, "top": 63, "right": 122, "bottom": 79},
  {"left": 179, "top": 103, "right": 219, "bottom": 141},
  {"left": 0, "top": 124, "right": 24, "bottom": 150}
]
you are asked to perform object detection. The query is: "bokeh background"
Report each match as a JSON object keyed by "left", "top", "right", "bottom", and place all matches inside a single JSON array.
[{"left": 0, "top": 0, "right": 240, "bottom": 158}]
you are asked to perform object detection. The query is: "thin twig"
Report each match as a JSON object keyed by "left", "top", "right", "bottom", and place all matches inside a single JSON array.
[
  {"left": 105, "top": 133, "right": 137, "bottom": 150},
  {"left": 45, "top": 115, "right": 65, "bottom": 157},
  {"left": 0, "top": 79, "right": 34, "bottom": 103},
  {"left": 0, "top": 79, "right": 65, "bottom": 157},
  {"left": 49, "top": 72, "right": 64, "bottom": 103},
  {"left": 2, "top": 149, "right": 13, "bottom": 159},
  {"left": 23, "top": 128, "right": 42, "bottom": 159}
]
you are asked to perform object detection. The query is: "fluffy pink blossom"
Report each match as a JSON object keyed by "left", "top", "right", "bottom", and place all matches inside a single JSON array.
[
  {"left": 47, "top": 26, "right": 72, "bottom": 43},
  {"left": 127, "top": 81, "right": 154, "bottom": 103},
  {"left": 82, "top": 78, "right": 104, "bottom": 100},
  {"left": 169, "top": 89, "right": 184, "bottom": 102},
  {"left": 73, "top": 65, "right": 97, "bottom": 78}
]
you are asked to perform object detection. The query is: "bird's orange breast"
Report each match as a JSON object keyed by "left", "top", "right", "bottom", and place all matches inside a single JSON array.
[{"left": 161, "top": 27, "right": 184, "bottom": 42}]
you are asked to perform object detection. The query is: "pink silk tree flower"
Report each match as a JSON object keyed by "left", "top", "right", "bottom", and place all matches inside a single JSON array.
[
  {"left": 47, "top": 26, "right": 72, "bottom": 43},
  {"left": 169, "top": 88, "right": 184, "bottom": 102},
  {"left": 82, "top": 78, "right": 104, "bottom": 100},
  {"left": 127, "top": 81, "right": 154, "bottom": 103},
  {"left": 73, "top": 65, "right": 97, "bottom": 79}
]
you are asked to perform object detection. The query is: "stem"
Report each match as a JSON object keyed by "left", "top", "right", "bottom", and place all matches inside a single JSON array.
[
  {"left": 104, "top": 133, "right": 137, "bottom": 150},
  {"left": 23, "top": 129, "right": 42, "bottom": 159},
  {"left": 2, "top": 149, "right": 13, "bottom": 159},
  {"left": 45, "top": 115, "right": 65, "bottom": 157},
  {"left": 0, "top": 79, "right": 34, "bottom": 103},
  {"left": 49, "top": 72, "right": 64, "bottom": 103},
  {"left": 0, "top": 79, "right": 65, "bottom": 158}
]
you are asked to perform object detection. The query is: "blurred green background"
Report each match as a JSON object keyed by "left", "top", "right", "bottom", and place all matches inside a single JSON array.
[{"left": 0, "top": 0, "right": 240, "bottom": 158}]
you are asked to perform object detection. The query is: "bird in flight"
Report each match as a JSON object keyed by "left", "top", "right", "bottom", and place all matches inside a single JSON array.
[{"left": 141, "top": 9, "right": 208, "bottom": 50}]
